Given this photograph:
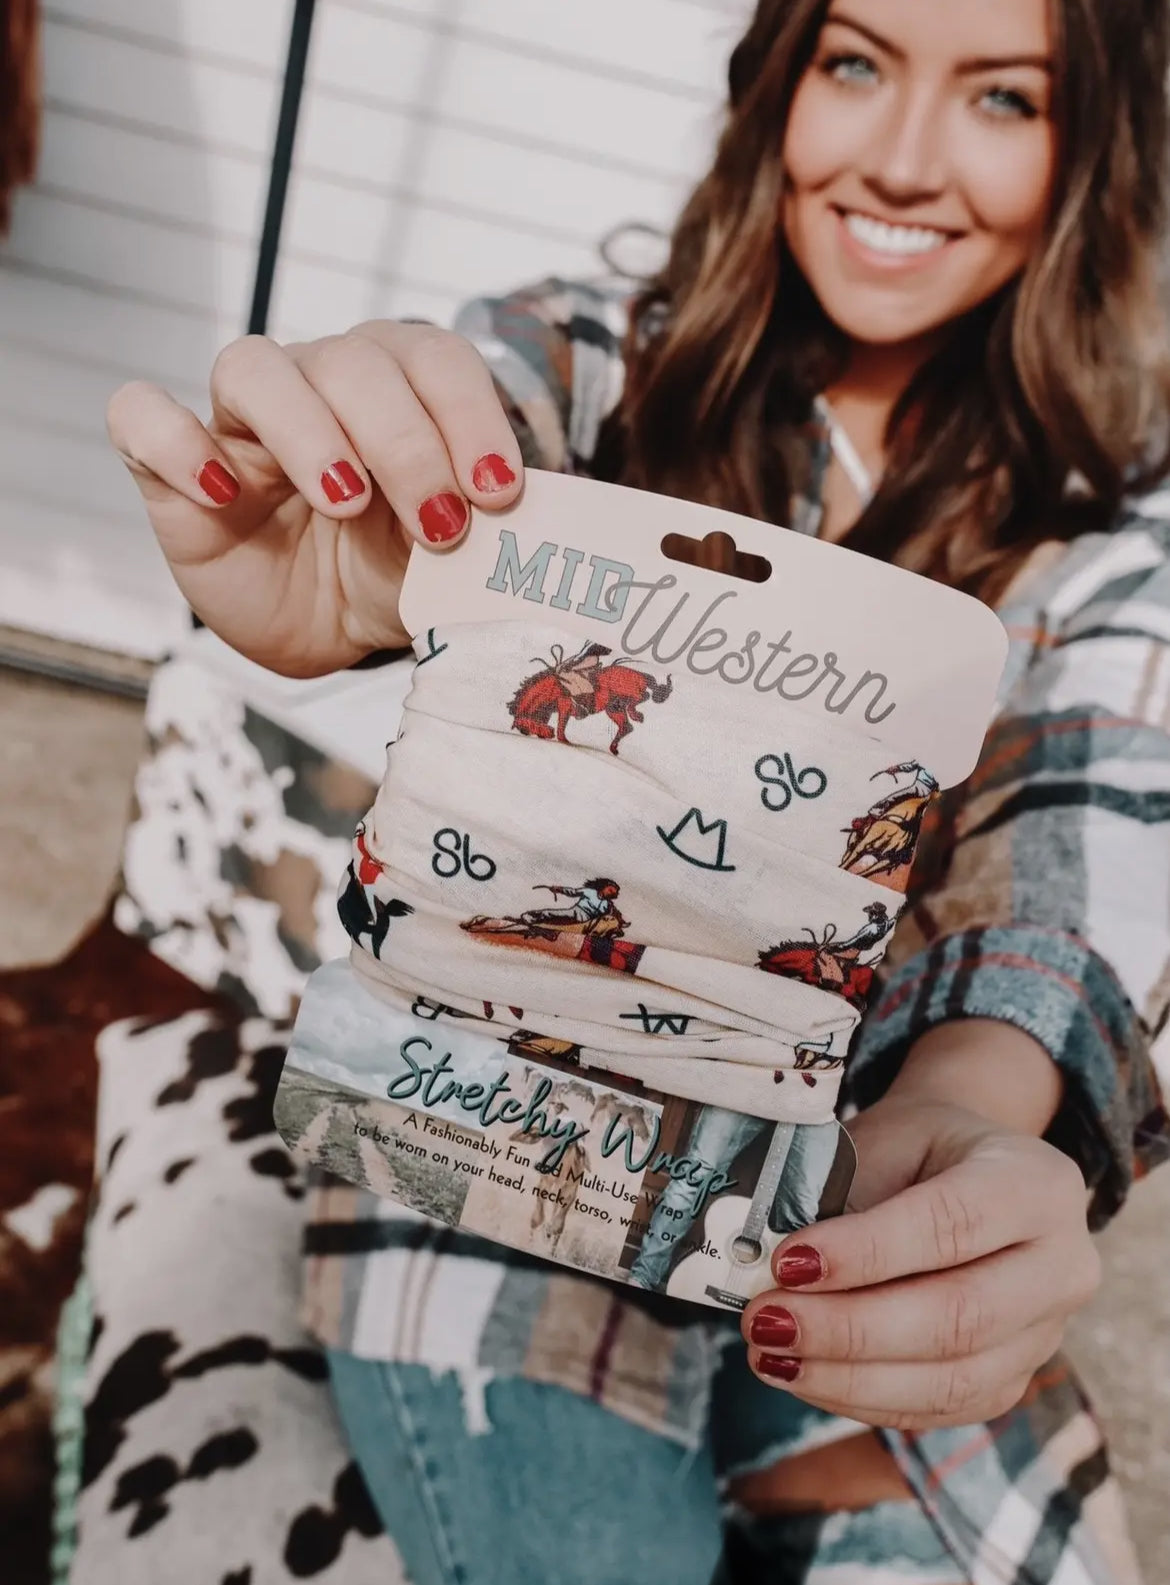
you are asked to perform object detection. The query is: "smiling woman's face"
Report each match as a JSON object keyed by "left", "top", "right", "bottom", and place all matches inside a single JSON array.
[{"left": 782, "top": 0, "right": 1058, "bottom": 348}]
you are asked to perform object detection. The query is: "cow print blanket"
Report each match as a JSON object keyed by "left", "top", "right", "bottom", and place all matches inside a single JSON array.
[
  {"left": 0, "top": 919, "right": 223, "bottom": 1584},
  {"left": 74, "top": 1003, "right": 404, "bottom": 1583},
  {"left": 41, "top": 651, "right": 412, "bottom": 1582}
]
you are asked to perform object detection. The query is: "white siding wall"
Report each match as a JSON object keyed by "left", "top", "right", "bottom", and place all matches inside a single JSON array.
[{"left": 0, "top": 0, "right": 744, "bottom": 657}]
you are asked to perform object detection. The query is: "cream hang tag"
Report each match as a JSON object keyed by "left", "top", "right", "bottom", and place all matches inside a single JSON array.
[{"left": 399, "top": 470, "right": 1009, "bottom": 788}]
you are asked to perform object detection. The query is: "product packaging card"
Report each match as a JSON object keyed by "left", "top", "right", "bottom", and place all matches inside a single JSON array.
[
  {"left": 275, "top": 471, "right": 1009, "bottom": 1312},
  {"left": 277, "top": 959, "right": 857, "bottom": 1308}
]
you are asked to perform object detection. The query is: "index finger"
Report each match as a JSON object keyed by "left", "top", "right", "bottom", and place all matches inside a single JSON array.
[
  {"left": 107, "top": 380, "right": 242, "bottom": 511},
  {"left": 769, "top": 1155, "right": 1059, "bottom": 1293}
]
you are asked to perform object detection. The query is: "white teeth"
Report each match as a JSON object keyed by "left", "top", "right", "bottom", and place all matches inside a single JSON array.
[{"left": 844, "top": 212, "right": 949, "bottom": 256}]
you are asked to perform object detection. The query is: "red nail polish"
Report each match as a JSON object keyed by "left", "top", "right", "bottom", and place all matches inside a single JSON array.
[
  {"left": 198, "top": 459, "right": 240, "bottom": 505},
  {"left": 419, "top": 492, "right": 468, "bottom": 544},
  {"left": 776, "top": 1245, "right": 825, "bottom": 1288},
  {"left": 757, "top": 1355, "right": 802, "bottom": 1383},
  {"left": 749, "top": 1306, "right": 798, "bottom": 1350},
  {"left": 471, "top": 453, "right": 516, "bottom": 493},
  {"left": 322, "top": 460, "right": 365, "bottom": 504}
]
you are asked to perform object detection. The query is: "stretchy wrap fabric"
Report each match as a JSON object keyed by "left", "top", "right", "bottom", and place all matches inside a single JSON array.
[{"left": 339, "top": 620, "right": 940, "bottom": 1122}]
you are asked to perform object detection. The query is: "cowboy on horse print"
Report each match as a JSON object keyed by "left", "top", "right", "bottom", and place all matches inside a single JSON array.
[
  {"left": 757, "top": 900, "right": 894, "bottom": 1010},
  {"left": 462, "top": 877, "right": 647, "bottom": 975},
  {"left": 840, "top": 762, "right": 939, "bottom": 893},
  {"left": 507, "top": 641, "right": 672, "bottom": 755},
  {"left": 463, "top": 878, "right": 625, "bottom": 943}
]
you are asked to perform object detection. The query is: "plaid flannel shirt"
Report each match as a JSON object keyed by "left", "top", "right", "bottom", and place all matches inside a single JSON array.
[{"left": 302, "top": 279, "right": 1170, "bottom": 1585}]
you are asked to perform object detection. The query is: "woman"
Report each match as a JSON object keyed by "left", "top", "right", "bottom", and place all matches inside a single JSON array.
[{"left": 107, "top": 0, "right": 1170, "bottom": 1580}]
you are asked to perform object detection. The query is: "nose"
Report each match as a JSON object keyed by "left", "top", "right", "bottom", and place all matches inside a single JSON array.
[{"left": 856, "top": 84, "right": 948, "bottom": 208}]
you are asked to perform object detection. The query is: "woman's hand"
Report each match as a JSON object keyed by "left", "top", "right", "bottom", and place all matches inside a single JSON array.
[
  {"left": 106, "top": 323, "right": 524, "bottom": 677},
  {"left": 740, "top": 1085, "right": 1101, "bottom": 1430}
]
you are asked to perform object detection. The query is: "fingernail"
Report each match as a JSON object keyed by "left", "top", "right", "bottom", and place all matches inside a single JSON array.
[
  {"left": 756, "top": 1355, "right": 802, "bottom": 1383},
  {"left": 749, "top": 1306, "right": 798, "bottom": 1349},
  {"left": 198, "top": 459, "right": 240, "bottom": 505},
  {"left": 471, "top": 453, "right": 516, "bottom": 493},
  {"left": 322, "top": 460, "right": 365, "bottom": 504},
  {"left": 419, "top": 491, "right": 468, "bottom": 544},
  {"left": 776, "top": 1245, "right": 825, "bottom": 1288}
]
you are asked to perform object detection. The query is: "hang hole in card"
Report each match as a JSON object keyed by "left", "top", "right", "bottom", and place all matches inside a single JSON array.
[{"left": 660, "top": 530, "right": 773, "bottom": 585}]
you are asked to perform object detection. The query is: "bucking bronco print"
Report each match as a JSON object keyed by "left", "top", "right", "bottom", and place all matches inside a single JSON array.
[
  {"left": 336, "top": 823, "right": 414, "bottom": 960},
  {"left": 840, "top": 762, "right": 939, "bottom": 893},
  {"left": 758, "top": 901, "right": 894, "bottom": 1011},
  {"left": 773, "top": 1035, "right": 845, "bottom": 1088},
  {"left": 507, "top": 642, "right": 672, "bottom": 755}
]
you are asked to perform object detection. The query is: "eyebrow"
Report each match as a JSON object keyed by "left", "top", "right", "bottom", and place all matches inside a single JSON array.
[{"left": 825, "top": 11, "right": 1054, "bottom": 74}]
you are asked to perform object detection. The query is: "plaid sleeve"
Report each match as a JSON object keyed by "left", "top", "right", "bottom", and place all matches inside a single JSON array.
[
  {"left": 453, "top": 278, "right": 631, "bottom": 473},
  {"left": 849, "top": 521, "right": 1170, "bottom": 1227}
]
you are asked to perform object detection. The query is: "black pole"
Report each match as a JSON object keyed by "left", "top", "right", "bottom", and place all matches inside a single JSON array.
[
  {"left": 248, "top": 0, "right": 317, "bottom": 335},
  {"left": 191, "top": 0, "right": 316, "bottom": 629}
]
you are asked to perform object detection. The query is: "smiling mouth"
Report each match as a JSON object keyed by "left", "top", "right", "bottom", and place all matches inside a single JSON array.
[{"left": 837, "top": 209, "right": 956, "bottom": 258}]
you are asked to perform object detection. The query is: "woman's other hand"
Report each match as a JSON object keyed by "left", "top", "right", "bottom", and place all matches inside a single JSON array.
[
  {"left": 740, "top": 1026, "right": 1101, "bottom": 1430},
  {"left": 106, "top": 323, "right": 523, "bottom": 676}
]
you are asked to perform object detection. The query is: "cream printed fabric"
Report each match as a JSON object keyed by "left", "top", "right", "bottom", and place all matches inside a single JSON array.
[{"left": 336, "top": 621, "right": 939, "bottom": 1123}]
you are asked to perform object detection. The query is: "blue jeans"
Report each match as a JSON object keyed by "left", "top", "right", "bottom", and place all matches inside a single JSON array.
[
  {"left": 328, "top": 1351, "right": 966, "bottom": 1585},
  {"left": 328, "top": 1355, "right": 723, "bottom": 1585},
  {"left": 629, "top": 1110, "right": 842, "bottom": 1291}
]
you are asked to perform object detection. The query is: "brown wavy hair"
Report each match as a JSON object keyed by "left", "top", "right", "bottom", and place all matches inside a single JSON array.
[{"left": 596, "top": 0, "right": 1170, "bottom": 605}]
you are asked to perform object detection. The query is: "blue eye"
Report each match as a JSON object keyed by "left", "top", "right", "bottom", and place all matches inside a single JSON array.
[
  {"left": 822, "top": 52, "right": 879, "bottom": 86},
  {"left": 981, "top": 86, "right": 1038, "bottom": 120}
]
